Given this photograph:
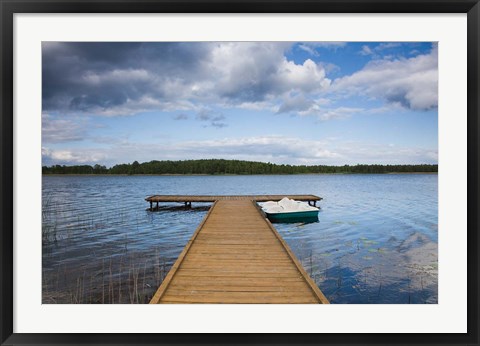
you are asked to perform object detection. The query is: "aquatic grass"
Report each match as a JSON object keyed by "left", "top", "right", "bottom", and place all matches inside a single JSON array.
[
  {"left": 41, "top": 195, "right": 192, "bottom": 304},
  {"left": 42, "top": 194, "right": 59, "bottom": 243},
  {"left": 42, "top": 252, "right": 170, "bottom": 304},
  {"left": 41, "top": 205, "right": 183, "bottom": 304},
  {"left": 42, "top": 174, "right": 437, "bottom": 304}
]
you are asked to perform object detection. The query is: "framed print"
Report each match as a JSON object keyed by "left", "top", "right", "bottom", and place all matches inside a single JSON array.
[{"left": 1, "top": 0, "right": 479, "bottom": 345}]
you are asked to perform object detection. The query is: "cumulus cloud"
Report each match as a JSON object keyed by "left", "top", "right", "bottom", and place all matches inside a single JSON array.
[
  {"left": 376, "top": 42, "right": 401, "bottom": 51},
  {"left": 277, "top": 93, "right": 362, "bottom": 119},
  {"left": 335, "top": 141, "right": 438, "bottom": 164},
  {"left": 231, "top": 101, "right": 277, "bottom": 112},
  {"left": 359, "top": 45, "right": 374, "bottom": 56},
  {"left": 209, "top": 43, "right": 330, "bottom": 103},
  {"left": 298, "top": 42, "right": 347, "bottom": 56},
  {"left": 195, "top": 109, "right": 227, "bottom": 128},
  {"left": 42, "top": 135, "right": 437, "bottom": 167},
  {"left": 41, "top": 42, "right": 438, "bottom": 168},
  {"left": 42, "top": 113, "right": 87, "bottom": 143},
  {"left": 42, "top": 42, "right": 331, "bottom": 116},
  {"left": 277, "top": 94, "right": 315, "bottom": 114},
  {"left": 333, "top": 46, "right": 438, "bottom": 110},
  {"left": 316, "top": 107, "right": 365, "bottom": 121},
  {"left": 175, "top": 136, "right": 339, "bottom": 162},
  {"left": 43, "top": 41, "right": 434, "bottom": 119},
  {"left": 309, "top": 42, "right": 347, "bottom": 49},
  {"left": 298, "top": 44, "right": 319, "bottom": 56},
  {"left": 42, "top": 42, "right": 212, "bottom": 115},
  {"left": 111, "top": 136, "right": 339, "bottom": 165},
  {"left": 42, "top": 147, "right": 106, "bottom": 164},
  {"left": 359, "top": 43, "right": 404, "bottom": 60},
  {"left": 43, "top": 136, "right": 338, "bottom": 166}
]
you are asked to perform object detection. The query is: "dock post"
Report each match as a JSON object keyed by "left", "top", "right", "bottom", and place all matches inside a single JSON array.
[
  {"left": 156, "top": 201, "right": 159, "bottom": 211},
  {"left": 149, "top": 201, "right": 153, "bottom": 211}
]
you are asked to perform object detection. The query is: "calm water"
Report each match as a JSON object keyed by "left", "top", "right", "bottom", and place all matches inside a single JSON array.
[{"left": 42, "top": 174, "right": 437, "bottom": 304}]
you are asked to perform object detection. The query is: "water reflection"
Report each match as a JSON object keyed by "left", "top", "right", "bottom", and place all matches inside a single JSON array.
[{"left": 42, "top": 174, "right": 437, "bottom": 304}]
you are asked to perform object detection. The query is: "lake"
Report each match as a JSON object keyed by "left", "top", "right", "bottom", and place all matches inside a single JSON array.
[{"left": 42, "top": 174, "right": 438, "bottom": 304}]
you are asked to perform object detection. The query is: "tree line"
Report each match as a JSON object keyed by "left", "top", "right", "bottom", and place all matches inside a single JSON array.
[{"left": 42, "top": 159, "right": 438, "bottom": 175}]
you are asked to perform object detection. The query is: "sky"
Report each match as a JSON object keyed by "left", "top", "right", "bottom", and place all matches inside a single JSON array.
[{"left": 42, "top": 42, "right": 438, "bottom": 167}]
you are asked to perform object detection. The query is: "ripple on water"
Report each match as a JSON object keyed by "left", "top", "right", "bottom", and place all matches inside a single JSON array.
[{"left": 42, "top": 174, "right": 437, "bottom": 304}]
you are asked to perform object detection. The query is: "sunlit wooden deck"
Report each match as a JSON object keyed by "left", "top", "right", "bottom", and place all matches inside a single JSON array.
[{"left": 149, "top": 198, "right": 329, "bottom": 304}]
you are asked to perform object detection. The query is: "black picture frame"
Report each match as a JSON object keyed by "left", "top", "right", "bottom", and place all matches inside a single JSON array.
[{"left": 1, "top": 0, "right": 479, "bottom": 345}]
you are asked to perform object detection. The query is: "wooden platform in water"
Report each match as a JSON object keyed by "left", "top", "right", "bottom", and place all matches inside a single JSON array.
[
  {"left": 145, "top": 194, "right": 321, "bottom": 209},
  {"left": 149, "top": 198, "right": 329, "bottom": 304},
  {"left": 146, "top": 194, "right": 321, "bottom": 202}
]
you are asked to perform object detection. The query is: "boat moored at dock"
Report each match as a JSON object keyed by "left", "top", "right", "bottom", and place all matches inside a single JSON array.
[
  {"left": 260, "top": 197, "right": 320, "bottom": 223},
  {"left": 146, "top": 194, "right": 328, "bottom": 304}
]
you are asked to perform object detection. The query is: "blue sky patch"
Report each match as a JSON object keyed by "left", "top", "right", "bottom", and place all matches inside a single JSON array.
[{"left": 42, "top": 42, "right": 437, "bottom": 167}]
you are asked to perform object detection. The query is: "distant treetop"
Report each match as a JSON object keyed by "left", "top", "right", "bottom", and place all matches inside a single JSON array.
[{"left": 42, "top": 159, "right": 438, "bottom": 175}]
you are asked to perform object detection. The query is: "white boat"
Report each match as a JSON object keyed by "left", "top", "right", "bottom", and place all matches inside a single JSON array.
[{"left": 260, "top": 197, "right": 319, "bottom": 223}]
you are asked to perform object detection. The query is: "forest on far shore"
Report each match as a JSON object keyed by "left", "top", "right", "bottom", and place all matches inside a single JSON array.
[{"left": 42, "top": 159, "right": 438, "bottom": 175}]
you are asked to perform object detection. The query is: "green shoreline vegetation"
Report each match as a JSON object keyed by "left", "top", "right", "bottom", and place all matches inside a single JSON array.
[{"left": 42, "top": 159, "right": 438, "bottom": 175}]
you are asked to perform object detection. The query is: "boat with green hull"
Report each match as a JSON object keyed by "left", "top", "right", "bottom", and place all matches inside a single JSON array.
[
  {"left": 260, "top": 197, "right": 320, "bottom": 223},
  {"left": 264, "top": 210, "right": 319, "bottom": 223}
]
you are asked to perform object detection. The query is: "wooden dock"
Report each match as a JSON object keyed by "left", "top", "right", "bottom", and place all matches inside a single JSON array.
[
  {"left": 149, "top": 197, "right": 329, "bottom": 304},
  {"left": 145, "top": 194, "right": 321, "bottom": 210}
]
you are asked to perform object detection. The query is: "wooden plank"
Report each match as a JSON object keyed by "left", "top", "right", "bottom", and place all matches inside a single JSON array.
[
  {"left": 145, "top": 194, "right": 322, "bottom": 203},
  {"left": 174, "top": 270, "right": 305, "bottom": 278},
  {"left": 149, "top": 198, "right": 329, "bottom": 304},
  {"left": 172, "top": 276, "right": 306, "bottom": 282},
  {"left": 251, "top": 201, "right": 330, "bottom": 304},
  {"left": 182, "top": 258, "right": 294, "bottom": 264},
  {"left": 160, "top": 297, "right": 317, "bottom": 304},
  {"left": 163, "top": 289, "right": 315, "bottom": 298},
  {"left": 178, "top": 266, "right": 302, "bottom": 273},
  {"left": 160, "top": 290, "right": 318, "bottom": 304},
  {"left": 171, "top": 278, "right": 309, "bottom": 286},
  {"left": 149, "top": 201, "right": 218, "bottom": 304},
  {"left": 165, "top": 285, "right": 308, "bottom": 292}
]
